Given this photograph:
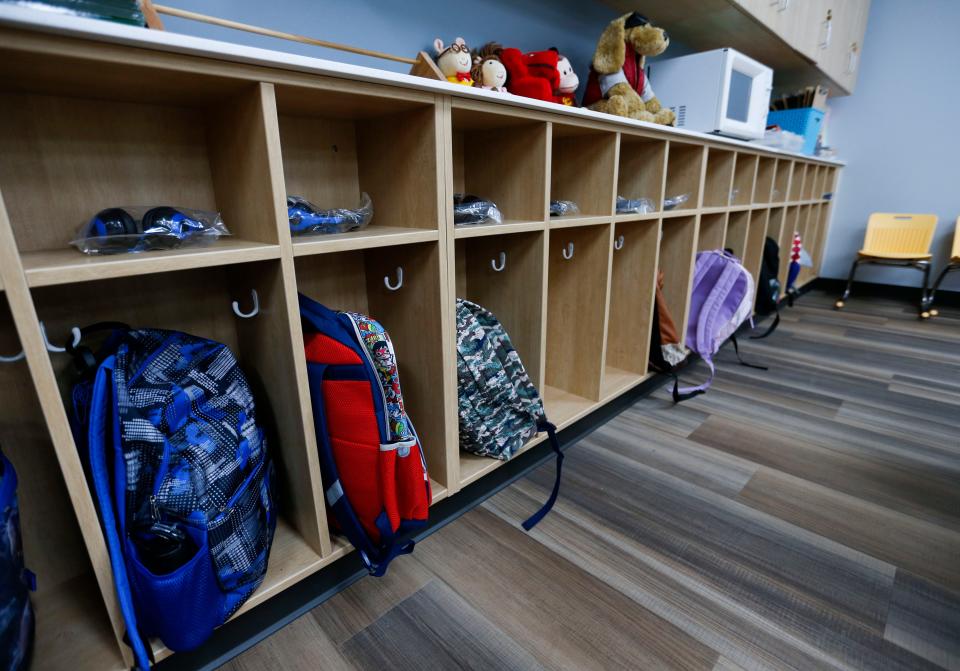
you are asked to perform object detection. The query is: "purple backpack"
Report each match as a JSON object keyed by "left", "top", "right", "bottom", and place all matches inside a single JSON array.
[{"left": 674, "top": 250, "right": 766, "bottom": 401}]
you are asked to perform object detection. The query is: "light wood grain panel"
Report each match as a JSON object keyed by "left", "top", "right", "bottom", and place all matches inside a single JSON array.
[
  {"left": 772, "top": 159, "right": 791, "bottom": 203},
  {"left": 659, "top": 215, "right": 700, "bottom": 337},
  {"left": 458, "top": 232, "right": 545, "bottom": 385},
  {"left": 454, "top": 112, "right": 548, "bottom": 225},
  {"left": 618, "top": 134, "right": 667, "bottom": 213},
  {"left": 731, "top": 153, "right": 758, "bottom": 207},
  {"left": 789, "top": 162, "right": 806, "bottom": 201},
  {"left": 725, "top": 210, "right": 750, "bottom": 258},
  {"left": 0, "top": 92, "right": 218, "bottom": 253},
  {"left": 743, "top": 209, "right": 768, "bottom": 290},
  {"left": 702, "top": 149, "right": 735, "bottom": 208},
  {"left": 698, "top": 213, "right": 728, "bottom": 252},
  {"left": 754, "top": 156, "right": 776, "bottom": 204},
  {"left": 0, "top": 193, "right": 131, "bottom": 665},
  {"left": 545, "top": 225, "right": 610, "bottom": 401},
  {"left": 606, "top": 220, "right": 660, "bottom": 376},
  {"left": 551, "top": 125, "right": 617, "bottom": 218},
  {"left": 665, "top": 143, "right": 704, "bottom": 211}
]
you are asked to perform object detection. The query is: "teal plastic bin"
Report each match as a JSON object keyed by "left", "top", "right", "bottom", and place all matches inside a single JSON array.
[{"left": 767, "top": 108, "right": 824, "bottom": 156}]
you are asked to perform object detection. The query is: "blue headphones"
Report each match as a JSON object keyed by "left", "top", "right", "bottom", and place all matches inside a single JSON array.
[{"left": 84, "top": 207, "right": 206, "bottom": 252}]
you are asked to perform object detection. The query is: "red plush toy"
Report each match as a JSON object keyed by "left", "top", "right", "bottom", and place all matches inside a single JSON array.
[{"left": 498, "top": 47, "right": 554, "bottom": 102}]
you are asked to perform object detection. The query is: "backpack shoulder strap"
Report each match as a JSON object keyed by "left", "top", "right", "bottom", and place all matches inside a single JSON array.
[{"left": 87, "top": 355, "right": 152, "bottom": 670}]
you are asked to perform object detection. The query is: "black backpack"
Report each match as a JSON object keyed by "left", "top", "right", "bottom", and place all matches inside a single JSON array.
[{"left": 752, "top": 237, "right": 781, "bottom": 338}]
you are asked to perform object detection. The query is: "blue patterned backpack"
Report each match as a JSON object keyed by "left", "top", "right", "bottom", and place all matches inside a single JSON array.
[
  {"left": 0, "top": 448, "right": 33, "bottom": 671},
  {"left": 455, "top": 299, "right": 562, "bottom": 529},
  {"left": 70, "top": 327, "right": 276, "bottom": 669}
]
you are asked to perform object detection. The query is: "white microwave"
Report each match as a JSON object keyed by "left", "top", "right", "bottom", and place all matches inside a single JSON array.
[{"left": 647, "top": 48, "right": 773, "bottom": 140}]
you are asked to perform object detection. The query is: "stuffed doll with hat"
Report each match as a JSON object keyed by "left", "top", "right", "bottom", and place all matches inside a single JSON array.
[
  {"left": 435, "top": 37, "right": 474, "bottom": 86},
  {"left": 524, "top": 48, "right": 580, "bottom": 106},
  {"left": 582, "top": 12, "right": 675, "bottom": 125}
]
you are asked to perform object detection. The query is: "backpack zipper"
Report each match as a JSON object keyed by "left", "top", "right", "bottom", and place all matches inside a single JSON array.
[{"left": 345, "top": 314, "right": 390, "bottom": 441}]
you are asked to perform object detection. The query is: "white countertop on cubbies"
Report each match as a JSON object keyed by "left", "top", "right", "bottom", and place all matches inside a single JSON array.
[{"left": 0, "top": 4, "right": 843, "bottom": 166}]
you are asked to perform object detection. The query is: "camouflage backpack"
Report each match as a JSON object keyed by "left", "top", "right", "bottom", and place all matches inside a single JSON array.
[{"left": 455, "top": 299, "right": 562, "bottom": 530}]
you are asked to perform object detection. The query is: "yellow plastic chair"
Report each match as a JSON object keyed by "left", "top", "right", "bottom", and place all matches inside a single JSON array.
[
  {"left": 835, "top": 213, "right": 938, "bottom": 317},
  {"left": 927, "top": 216, "right": 960, "bottom": 316}
]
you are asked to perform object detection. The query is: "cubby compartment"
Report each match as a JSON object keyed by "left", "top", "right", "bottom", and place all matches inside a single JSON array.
[
  {"left": 294, "top": 242, "right": 449, "bottom": 497},
  {"left": 743, "top": 209, "right": 769, "bottom": 290},
  {"left": 726, "top": 210, "right": 750, "bottom": 258},
  {"left": 778, "top": 207, "right": 800, "bottom": 290},
  {"left": 767, "top": 207, "right": 787, "bottom": 258},
  {"left": 454, "top": 232, "right": 547, "bottom": 486},
  {"left": 731, "top": 153, "right": 757, "bottom": 206},
  {"left": 702, "top": 148, "right": 735, "bottom": 208},
  {"left": 544, "top": 226, "right": 611, "bottom": 427},
  {"left": 754, "top": 157, "right": 776, "bottom": 203},
  {"left": 450, "top": 106, "right": 548, "bottom": 236},
  {"left": 789, "top": 163, "right": 806, "bottom": 201},
  {"left": 823, "top": 167, "right": 839, "bottom": 200},
  {"left": 698, "top": 212, "right": 728, "bottom": 251},
  {"left": 30, "top": 260, "right": 329, "bottom": 660},
  {"left": 550, "top": 123, "right": 617, "bottom": 222},
  {"left": 276, "top": 83, "right": 440, "bottom": 252},
  {"left": 664, "top": 142, "right": 704, "bottom": 211},
  {"left": 604, "top": 219, "right": 660, "bottom": 400},
  {"left": 0, "top": 83, "right": 282, "bottom": 288},
  {"left": 0, "top": 299, "right": 125, "bottom": 671},
  {"left": 658, "top": 216, "right": 699, "bottom": 338},
  {"left": 772, "top": 159, "right": 791, "bottom": 203},
  {"left": 802, "top": 165, "right": 818, "bottom": 201},
  {"left": 616, "top": 133, "right": 666, "bottom": 217}
]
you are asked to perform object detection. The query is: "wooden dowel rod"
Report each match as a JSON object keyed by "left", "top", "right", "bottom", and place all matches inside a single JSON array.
[{"left": 152, "top": 4, "right": 418, "bottom": 65}]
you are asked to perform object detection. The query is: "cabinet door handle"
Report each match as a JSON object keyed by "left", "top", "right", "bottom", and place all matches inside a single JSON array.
[
  {"left": 819, "top": 11, "right": 832, "bottom": 48},
  {"left": 846, "top": 43, "right": 859, "bottom": 74}
]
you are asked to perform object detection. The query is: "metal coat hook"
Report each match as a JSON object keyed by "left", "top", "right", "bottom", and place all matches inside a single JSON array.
[
  {"left": 40, "top": 322, "right": 80, "bottom": 353},
  {"left": 232, "top": 289, "right": 260, "bottom": 319},
  {"left": 384, "top": 267, "right": 404, "bottom": 291},
  {"left": 491, "top": 252, "right": 506, "bottom": 272},
  {"left": 614, "top": 235, "right": 625, "bottom": 251},
  {"left": 562, "top": 242, "right": 575, "bottom": 260},
  {"left": 0, "top": 347, "right": 24, "bottom": 363}
]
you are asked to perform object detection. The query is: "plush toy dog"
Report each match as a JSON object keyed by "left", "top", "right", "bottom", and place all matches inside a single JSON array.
[
  {"left": 435, "top": 37, "right": 474, "bottom": 86},
  {"left": 582, "top": 12, "right": 675, "bottom": 125}
]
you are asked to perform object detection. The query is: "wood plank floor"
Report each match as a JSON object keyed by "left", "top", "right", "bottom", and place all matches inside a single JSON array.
[{"left": 224, "top": 291, "right": 960, "bottom": 671}]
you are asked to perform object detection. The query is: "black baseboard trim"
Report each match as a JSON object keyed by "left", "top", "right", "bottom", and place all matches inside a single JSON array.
[
  {"left": 155, "top": 370, "right": 670, "bottom": 671},
  {"left": 812, "top": 277, "right": 960, "bottom": 308}
]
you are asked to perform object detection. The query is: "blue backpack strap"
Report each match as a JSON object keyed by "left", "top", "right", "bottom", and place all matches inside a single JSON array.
[
  {"left": 87, "top": 356, "right": 152, "bottom": 670},
  {"left": 521, "top": 420, "right": 564, "bottom": 531}
]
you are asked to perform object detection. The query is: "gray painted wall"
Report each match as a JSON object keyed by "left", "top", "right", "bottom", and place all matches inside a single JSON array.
[
  {"left": 822, "top": 0, "right": 960, "bottom": 289},
  {"left": 158, "top": 0, "right": 620, "bottom": 98}
]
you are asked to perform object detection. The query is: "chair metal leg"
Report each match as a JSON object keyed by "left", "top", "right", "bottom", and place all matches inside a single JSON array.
[
  {"left": 835, "top": 258, "right": 862, "bottom": 309},
  {"left": 918, "top": 261, "right": 932, "bottom": 318},
  {"left": 927, "top": 263, "right": 959, "bottom": 317}
]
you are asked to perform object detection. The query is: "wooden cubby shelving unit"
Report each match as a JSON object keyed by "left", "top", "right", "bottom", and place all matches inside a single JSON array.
[{"left": 0, "top": 14, "right": 843, "bottom": 670}]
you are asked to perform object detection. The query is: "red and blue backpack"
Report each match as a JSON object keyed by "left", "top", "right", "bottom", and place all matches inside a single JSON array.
[{"left": 299, "top": 294, "right": 431, "bottom": 576}]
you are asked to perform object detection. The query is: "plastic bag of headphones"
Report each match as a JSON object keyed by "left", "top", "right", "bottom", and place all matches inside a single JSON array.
[
  {"left": 616, "top": 196, "right": 656, "bottom": 214},
  {"left": 453, "top": 194, "right": 502, "bottom": 226},
  {"left": 287, "top": 192, "right": 373, "bottom": 236},
  {"left": 72, "top": 206, "right": 230, "bottom": 255},
  {"left": 549, "top": 200, "right": 580, "bottom": 217},
  {"left": 663, "top": 193, "right": 690, "bottom": 210}
]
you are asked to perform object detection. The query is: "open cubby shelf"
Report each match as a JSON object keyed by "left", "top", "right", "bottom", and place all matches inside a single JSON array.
[
  {"left": 0, "top": 27, "right": 842, "bottom": 670},
  {"left": 702, "top": 149, "right": 735, "bottom": 208},
  {"left": 664, "top": 142, "right": 704, "bottom": 211},
  {"left": 550, "top": 123, "right": 617, "bottom": 221}
]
